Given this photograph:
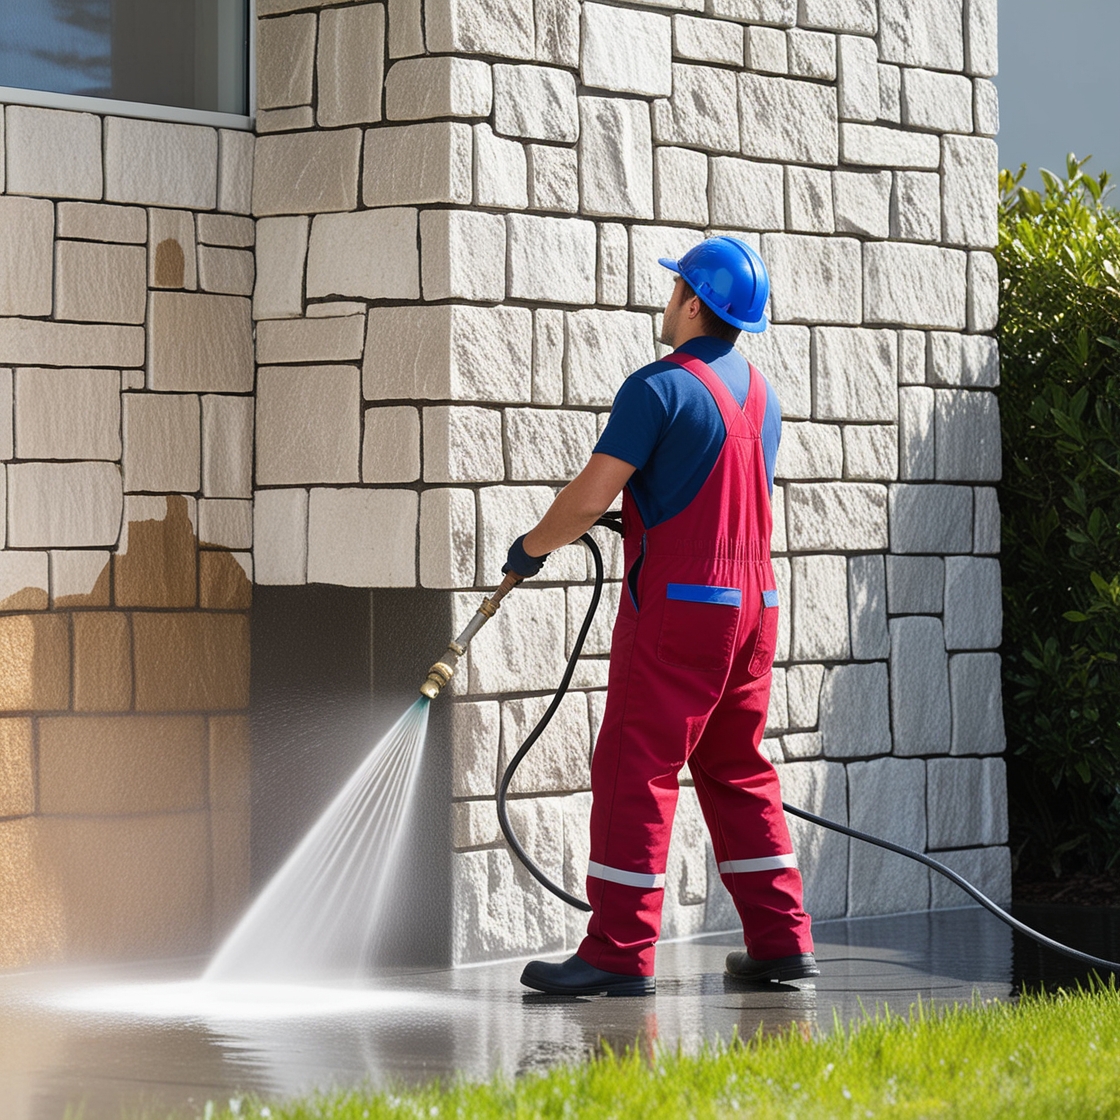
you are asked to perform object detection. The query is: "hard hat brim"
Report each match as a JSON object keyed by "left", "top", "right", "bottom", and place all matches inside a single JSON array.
[{"left": 658, "top": 257, "right": 767, "bottom": 333}]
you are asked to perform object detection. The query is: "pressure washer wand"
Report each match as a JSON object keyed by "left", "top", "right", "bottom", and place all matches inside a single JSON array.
[{"left": 419, "top": 570, "right": 523, "bottom": 699}]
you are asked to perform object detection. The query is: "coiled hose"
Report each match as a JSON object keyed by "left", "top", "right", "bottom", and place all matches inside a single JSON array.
[{"left": 495, "top": 520, "right": 1120, "bottom": 975}]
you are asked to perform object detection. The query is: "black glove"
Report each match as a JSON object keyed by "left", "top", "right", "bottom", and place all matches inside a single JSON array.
[{"left": 503, "top": 534, "right": 550, "bottom": 578}]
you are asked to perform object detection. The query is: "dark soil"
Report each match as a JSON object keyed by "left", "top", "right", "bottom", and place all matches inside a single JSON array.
[{"left": 1014, "top": 869, "right": 1120, "bottom": 907}]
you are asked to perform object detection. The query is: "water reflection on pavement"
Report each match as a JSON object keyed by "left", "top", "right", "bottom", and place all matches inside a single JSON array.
[{"left": 1, "top": 906, "right": 1095, "bottom": 1120}]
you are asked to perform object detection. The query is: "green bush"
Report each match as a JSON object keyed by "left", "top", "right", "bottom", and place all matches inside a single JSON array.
[{"left": 999, "top": 156, "right": 1120, "bottom": 876}]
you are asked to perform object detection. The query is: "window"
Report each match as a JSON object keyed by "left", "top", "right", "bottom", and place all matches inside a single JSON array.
[{"left": 0, "top": 1, "right": 250, "bottom": 119}]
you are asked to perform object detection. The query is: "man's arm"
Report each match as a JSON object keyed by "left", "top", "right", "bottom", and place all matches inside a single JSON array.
[{"left": 521, "top": 453, "right": 636, "bottom": 559}]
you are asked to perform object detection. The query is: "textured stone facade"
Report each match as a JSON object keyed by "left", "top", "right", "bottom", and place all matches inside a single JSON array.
[{"left": 0, "top": 0, "right": 1007, "bottom": 970}]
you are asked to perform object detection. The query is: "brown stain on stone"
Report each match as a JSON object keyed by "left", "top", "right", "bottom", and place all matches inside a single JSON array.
[
  {"left": 200, "top": 550, "right": 253, "bottom": 610},
  {"left": 154, "top": 238, "right": 186, "bottom": 288},
  {"left": 0, "top": 615, "right": 71, "bottom": 712},
  {"left": 53, "top": 562, "right": 111, "bottom": 609},
  {"left": 72, "top": 612, "right": 133, "bottom": 712},
  {"left": 0, "top": 819, "right": 67, "bottom": 969},
  {"left": 113, "top": 495, "right": 197, "bottom": 608},
  {"left": 0, "top": 585, "right": 49, "bottom": 612},
  {"left": 0, "top": 718, "right": 34, "bottom": 817}
]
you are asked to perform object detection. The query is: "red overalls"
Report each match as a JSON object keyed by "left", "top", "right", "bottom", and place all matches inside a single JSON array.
[{"left": 579, "top": 352, "right": 813, "bottom": 977}]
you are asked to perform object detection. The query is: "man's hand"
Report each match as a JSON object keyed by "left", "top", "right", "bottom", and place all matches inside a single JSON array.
[{"left": 503, "top": 534, "right": 549, "bottom": 579}]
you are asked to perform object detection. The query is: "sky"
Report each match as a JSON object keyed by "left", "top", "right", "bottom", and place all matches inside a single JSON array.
[{"left": 997, "top": 0, "right": 1120, "bottom": 185}]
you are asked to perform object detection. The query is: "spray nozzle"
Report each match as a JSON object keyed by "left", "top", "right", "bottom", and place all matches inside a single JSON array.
[{"left": 419, "top": 572, "right": 522, "bottom": 699}]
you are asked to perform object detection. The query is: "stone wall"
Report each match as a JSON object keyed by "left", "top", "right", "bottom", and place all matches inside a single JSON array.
[
  {"left": 0, "top": 106, "right": 255, "bottom": 966},
  {"left": 247, "top": 0, "right": 1009, "bottom": 968}
]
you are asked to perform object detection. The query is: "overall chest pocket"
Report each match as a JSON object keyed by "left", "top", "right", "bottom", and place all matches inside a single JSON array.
[{"left": 657, "top": 584, "right": 741, "bottom": 672}]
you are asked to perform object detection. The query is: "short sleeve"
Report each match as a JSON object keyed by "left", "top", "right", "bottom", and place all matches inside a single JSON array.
[{"left": 593, "top": 375, "right": 667, "bottom": 472}]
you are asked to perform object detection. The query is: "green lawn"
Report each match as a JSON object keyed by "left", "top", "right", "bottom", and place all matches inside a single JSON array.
[{"left": 195, "top": 982, "right": 1120, "bottom": 1120}]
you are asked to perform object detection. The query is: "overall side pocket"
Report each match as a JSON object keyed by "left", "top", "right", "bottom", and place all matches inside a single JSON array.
[
  {"left": 747, "top": 588, "right": 780, "bottom": 677},
  {"left": 656, "top": 583, "right": 741, "bottom": 672}
]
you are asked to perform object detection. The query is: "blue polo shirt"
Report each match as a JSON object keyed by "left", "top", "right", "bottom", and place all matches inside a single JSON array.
[{"left": 593, "top": 336, "right": 782, "bottom": 531}]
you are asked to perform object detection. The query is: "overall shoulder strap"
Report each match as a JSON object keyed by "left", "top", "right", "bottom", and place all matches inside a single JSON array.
[{"left": 663, "top": 352, "right": 745, "bottom": 433}]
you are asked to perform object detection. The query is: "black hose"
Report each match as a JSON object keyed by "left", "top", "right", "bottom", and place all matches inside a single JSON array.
[{"left": 495, "top": 517, "right": 1120, "bottom": 973}]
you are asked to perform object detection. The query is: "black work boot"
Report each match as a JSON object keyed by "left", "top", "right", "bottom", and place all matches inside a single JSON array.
[
  {"left": 724, "top": 951, "right": 819, "bottom": 983},
  {"left": 520, "top": 954, "right": 655, "bottom": 996}
]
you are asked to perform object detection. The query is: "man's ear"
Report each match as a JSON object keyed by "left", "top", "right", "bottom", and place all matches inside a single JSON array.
[{"left": 687, "top": 295, "right": 703, "bottom": 320}]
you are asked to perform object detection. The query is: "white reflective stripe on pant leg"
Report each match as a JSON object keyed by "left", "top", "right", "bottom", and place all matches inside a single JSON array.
[
  {"left": 587, "top": 860, "right": 666, "bottom": 889},
  {"left": 718, "top": 853, "right": 799, "bottom": 875}
]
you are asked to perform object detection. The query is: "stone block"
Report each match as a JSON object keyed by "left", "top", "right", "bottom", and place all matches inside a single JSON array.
[
  {"left": 450, "top": 700, "right": 501, "bottom": 799},
  {"left": 256, "top": 365, "right": 360, "bottom": 485},
  {"left": 386, "top": 57, "right": 491, "bottom": 122},
  {"left": 761, "top": 234, "right": 861, "bottom": 325},
  {"left": 420, "top": 488, "right": 476, "bottom": 589},
  {"left": 745, "top": 25, "right": 788, "bottom": 73},
  {"left": 710, "top": 158, "right": 784, "bottom": 231},
  {"left": 423, "top": 406, "right": 504, "bottom": 484},
  {"left": 890, "top": 615, "right": 950, "bottom": 755},
  {"left": 629, "top": 225, "right": 698, "bottom": 310},
  {"left": 929, "top": 332, "right": 962, "bottom": 387},
  {"left": 943, "top": 555, "right": 1001, "bottom": 650},
  {"left": 0, "top": 553, "right": 48, "bottom": 612},
  {"left": 930, "top": 844, "right": 1010, "bottom": 909},
  {"left": 654, "top": 147, "right": 708, "bottom": 227},
  {"left": 833, "top": 171, "right": 891, "bottom": 238},
  {"left": 709, "top": 0, "right": 796, "bottom": 23},
  {"left": 254, "top": 130, "right": 361, "bottom": 215},
  {"left": 253, "top": 489, "right": 308, "bottom": 585},
  {"left": 148, "top": 292, "right": 254, "bottom": 393},
  {"left": 847, "top": 757, "right": 929, "bottom": 914},
  {"left": 785, "top": 662, "right": 823, "bottom": 728},
  {"left": 493, "top": 64, "right": 577, "bottom": 142},
  {"left": 388, "top": 0, "right": 424, "bottom": 57},
  {"left": 928, "top": 756, "right": 1006, "bottom": 848},
  {"left": 899, "top": 330, "right": 927, "bottom": 385},
  {"left": 652, "top": 64, "right": 739, "bottom": 154},
  {"left": 359, "top": 406, "right": 420, "bottom": 484},
  {"left": 122, "top": 393, "right": 200, "bottom": 496},
  {"left": 891, "top": 171, "right": 941, "bottom": 243},
  {"left": 840, "top": 123, "right": 940, "bottom": 169},
  {"left": 419, "top": 211, "right": 503, "bottom": 303},
  {"left": 887, "top": 555, "right": 944, "bottom": 615},
  {"left": 787, "top": 29, "right": 836, "bottom": 80},
  {"left": 949, "top": 652, "right": 1005, "bottom": 756},
  {"left": 0, "top": 196, "right": 54, "bottom": 319},
  {"left": 577, "top": 97, "right": 654, "bottom": 221},
  {"left": 50, "top": 550, "right": 110, "bottom": 609},
  {"left": 217, "top": 129, "right": 254, "bottom": 216},
  {"left": 474, "top": 124, "right": 529, "bottom": 209},
  {"left": 528, "top": 145, "right": 579, "bottom": 213},
  {"left": 965, "top": 0, "right": 998, "bottom": 76},
  {"left": 476, "top": 486, "right": 586, "bottom": 585},
  {"left": 738, "top": 74, "right": 838, "bottom": 166},
  {"left": 837, "top": 34, "right": 879, "bottom": 122},
  {"left": 774, "top": 422, "right": 843, "bottom": 480},
  {"left": 426, "top": 0, "right": 535, "bottom": 60},
  {"left": 507, "top": 408, "right": 597, "bottom": 481},
  {"left": 849, "top": 553, "right": 889, "bottom": 659},
  {"left": 306, "top": 488, "right": 417, "bottom": 587},
  {"left": 197, "top": 214, "right": 254, "bottom": 249},
  {"left": 0, "top": 719, "right": 34, "bottom": 817},
  {"left": 56, "top": 241, "right": 147, "bottom": 325},
  {"left": 533, "top": 309, "right": 565, "bottom": 404},
  {"left": 501, "top": 692, "right": 591, "bottom": 793},
  {"left": 890, "top": 483, "right": 972, "bottom": 554},
  {"left": 198, "top": 499, "right": 253, "bottom": 550},
  {"left": 798, "top": 0, "right": 876, "bottom": 31},
  {"left": 565, "top": 309, "right": 655, "bottom": 407},
  {"left": 774, "top": 556, "right": 791, "bottom": 660},
  {"left": 56, "top": 202, "right": 146, "bottom": 243},
  {"left": 812, "top": 327, "right": 896, "bottom": 421},
  {"left": 148, "top": 209, "right": 197, "bottom": 292},
  {"left": 6, "top": 106, "right": 102, "bottom": 199},
  {"left": 785, "top": 166, "right": 834, "bottom": 234},
  {"left": 974, "top": 78, "right": 999, "bottom": 137},
  {"left": 902, "top": 69, "right": 973, "bottom": 133},
  {"left": 201, "top": 396, "right": 252, "bottom": 499},
  {"left": 879, "top": 0, "right": 964, "bottom": 69},
  {"left": 508, "top": 214, "right": 597, "bottom": 304},
  {"left": 112, "top": 495, "right": 196, "bottom": 608},
  {"left": 566, "top": 582, "right": 621, "bottom": 658},
  {"left": 0, "top": 368, "right": 10, "bottom": 459},
  {"left": 943, "top": 135, "right": 999, "bottom": 251},
  {"left": 790, "top": 554, "right": 849, "bottom": 660},
  {"left": 256, "top": 315, "right": 366, "bottom": 366},
  {"left": 364, "top": 304, "right": 532, "bottom": 403},
  {"left": 104, "top": 117, "right": 216, "bottom": 209},
  {"left": 537, "top": 0, "right": 581, "bottom": 65},
  {"left": 819, "top": 661, "right": 891, "bottom": 757},
  {"left": 198, "top": 247, "right": 254, "bottom": 296},
  {"left": 661, "top": 786, "right": 708, "bottom": 941},
  {"left": 787, "top": 482, "right": 887, "bottom": 551},
  {"left": 777, "top": 759, "right": 849, "bottom": 919},
  {"left": 453, "top": 798, "right": 499, "bottom": 848},
  {"left": 581, "top": 3, "right": 672, "bottom": 96},
  {"left": 898, "top": 386, "right": 935, "bottom": 480},
  {"left": 199, "top": 551, "right": 252, "bottom": 611},
  {"left": 739, "top": 328, "right": 811, "bottom": 422},
  {"left": 935, "top": 389, "right": 1000, "bottom": 482},
  {"left": 844, "top": 425, "right": 898, "bottom": 481},
  {"left": 771, "top": 483, "right": 787, "bottom": 552},
  {"left": 968, "top": 252, "right": 1000, "bottom": 334},
  {"left": 257, "top": 12, "right": 316, "bottom": 109},
  {"left": 864, "top": 243, "right": 967, "bottom": 330},
  {"left": 305, "top": 208, "right": 419, "bottom": 302},
  {"left": 253, "top": 216, "right": 309, "bottom": 320},
  {"left": 0, "top": 614, "right": 70, "bottom": 711},
  {"left": 673, "top": 15, "right": 743, "bottom": 65},
  {"left": 9, "top": 463, "right": 122, "bottom": 549},
  {"left": 973, "top": 486, "right": 1000, "bottom": 555},
  {"left": 0, "top": 320, "right": 142, "bottom": 370},
  {"left": 15, "top": 368, "right": 120, "bottom": 462},
  {"left": 598, "top": 224, "right": 630, "bottom": 307},
  {"left": 879, "top": 63, "right": 902, "bottom": 123},
  {"left": 257, "top": 108, "right": 315, "bottom": 134},
  {"left": 318, "top": 4, "right": 386, "bottom": 126}
]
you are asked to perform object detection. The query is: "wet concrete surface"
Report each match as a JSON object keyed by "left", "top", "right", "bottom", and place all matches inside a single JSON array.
[{"left": 0, "top": 905, "right": 1115, "bottom": 1120}]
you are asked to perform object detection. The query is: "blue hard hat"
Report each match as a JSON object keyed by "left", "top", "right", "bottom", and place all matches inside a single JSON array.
[{"left": 658, "top": 236, "right": 769, "bottom": 333}]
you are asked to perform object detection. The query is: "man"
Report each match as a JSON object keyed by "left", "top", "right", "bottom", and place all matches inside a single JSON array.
[{"left": 505, "top": 236, "right": 816, "bottom": 996}]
